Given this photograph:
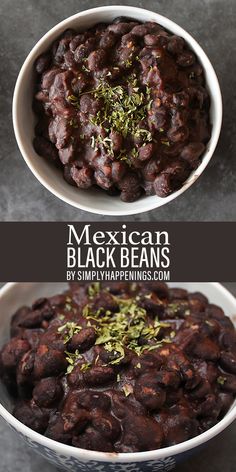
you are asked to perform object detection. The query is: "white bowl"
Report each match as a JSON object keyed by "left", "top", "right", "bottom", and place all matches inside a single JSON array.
[
  {"left": 12, "top": 5, "right": 222, "bottom": 216},
  {"left": 0, "top": 282, "right": 235, "bottom": 472}
]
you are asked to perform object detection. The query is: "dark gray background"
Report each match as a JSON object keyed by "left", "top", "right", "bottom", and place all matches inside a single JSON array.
[
  {"left": 0, "top": 0, "right": 236, "bottom": 221},
  {"left": 0, "top": 282, "right": 236, "bottom": 471}
]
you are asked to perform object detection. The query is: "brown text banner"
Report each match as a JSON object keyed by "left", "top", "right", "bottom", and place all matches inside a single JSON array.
[{"left": 0, "top": 222, "right": 235, "bottom": 282}]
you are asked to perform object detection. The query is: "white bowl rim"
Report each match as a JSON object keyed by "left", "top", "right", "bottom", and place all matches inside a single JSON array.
[
  {"left": 12, "top": 5, "right": 223, "bottom": 216},
  {"left": 0, "top": 282, "right": 235, "bottom": 463}
]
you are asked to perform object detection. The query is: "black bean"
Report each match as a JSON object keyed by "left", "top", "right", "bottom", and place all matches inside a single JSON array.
[
  {"left": 219, "top": 352, "right": 236, "bottom": 374},
  {"left": 94, "top": 169, "right": 112, "bottom": 190},
  {"left": 45, "top": 412, "right": 72, "bottom": 444},
  {"left": 16, "top": 350, "right": 35, "bottom": 397},
  {"left": 92, "top": 291, "right": 119, "bottom": 313},
  {"left": 88, "top": 49, "right": 107, "bottom": 71},
  {"left": 108, "top": 22, "right": 136, "bottom": 35},
  {"left": 34, "top": 345, "right": 67, "bottom": 379},
  {"left": 54, "top": 39, "right": 69, "bottom": 64},
  {"left": 142, "top": 157, "right": 163, "bottom": 182},
  {"left": 100, "top": 31, "right": 117, "bottom": 49},
  {"left": 74, "top": 44, "right": 90, "bottom": 63},
  {"left": 83, "top": 366, "right": 115, "bottom": 386},
  {"left": 181, "top": 142, "right": 205, "bottom": 167},
  {"left": 92, "top": 411, "right": 121, "bottom": 440},
  {"left": 218, "top": 374, "right": 236, "bottom": 393},
  {"left": 167, "top": 36, "right": 184, "bottom": 55},
  {"left": 167, "top": 125, "right": 189, "bottom": 143},
  {"left": 112, "top": 17, "right": 137, "bottom": 24},
  {"left": 68, "top": 327, "right": 96, "bottom": 352},
  {"left": 0, "top": 338, "right": 30, "bottom": 372},
  {"left": 64, "top": 50, "right": 77, "bottom": 69},
  {"left": 72, "top": 427, "right": 113, "bottom": 452},
  {"left": 109, "top": 131, "right": 123, "bottom": 152},
  {"left": 35, "top": 53, "right": 51, "bottom": 74},
  {"left": 138, "top": 143, "right": 154, "bottom": 161},
  {"left": 119, "top": 173, "right": 142, "bottom": 202},
  {"left": 148, "top": 107, "right": 167, "bottom": 130},
  {"left": 33, "top": 136, "right": 59, "bottom": 162},
  {"left": 131, "top": 24, "right": 149, "bottom": 37},
  {"left": 144, "top": 34, "right": 161, "bottom": 46},
  {"left": 63, "top": 397, "right": 90, "bottom": 433},
  {"left": 78, "top": 391, "right": 111, "bottom": 410},
  {"left": 13, "top": 400, "right": 49, "bottom": 434},
  {"left": 190, "top": 337, "right": 220, "bottom": 361},
  {"left": 59, "top": 144, "right": 75, "bottom": 165},
  {"left": 79, "top": 94, "right": 102, "bottom": 114},
  {"left": 71, "top": 166, "right": 93, "bottom": 189},
  {"left": 177, "top": 50, "right": 195, "bottom": 67},
  {"left": 154, "top": 173, "right": 172, "bottom": 197},
  {"left": 134, "top": 375, "right": 166, "bottom": 410},
  {"left": 69, "top": 34, "right": 87, "bottom": 52}
]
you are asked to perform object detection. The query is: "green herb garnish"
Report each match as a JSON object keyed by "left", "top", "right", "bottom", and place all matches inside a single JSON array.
[
  {"left": 88, "top": 282, "right": 101, "bottom": 298},
  {"left": 69, "top": 75, "right": 153, "bottom": 162},
  {"left": 123, "top": 384, "right": 133, "bottom": 397},
  {"left": 65, "top": 350, "right": 82, "bottom": 374},
  {"left": 217, "top": 376, "right": 226, "bottom": 386},
  {"left": 65, "top": 303, "right": 72, "bottom": 312},
  {"left": 82, "top": 64, "right": 90, "bottom": 73},
  {"left": 82, "top": 295, "right": 171, "bottom": 365},
  {"left": 161, "top": 139, "right": 170, "bottom": 146},
  {"left": 80, "top": 362, "right": 92, "bottom": 372},
  {"left": 58, "top": 322, "right": 82, "bottom": 344},
  {"left": 67, "top": 95, "right": 79, "bottom": 106}
]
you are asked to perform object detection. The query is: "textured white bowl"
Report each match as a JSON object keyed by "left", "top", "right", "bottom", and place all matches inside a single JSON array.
[
  {"left": 12, "top": 5, "right": 222, "bottom": 216},
  {"left": 0, "top": 283, "right": 235, "bottom": 472}
]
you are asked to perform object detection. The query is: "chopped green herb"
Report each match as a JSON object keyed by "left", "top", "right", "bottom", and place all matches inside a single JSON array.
[
  {"left": 82, "top": 65, "right": 90, "bottom": 73},
  {"left": 161, "top": 139, "right": 170, "bottom": 146},
  {"left": 64, "top": 350, "right": 82, "bottom": 374},
  {"left": 205, "top": 320, "right": 214, "bottom": 326},
  {"left": 168, "top": 303, "right": 189, "bottom": 316},
  {"left": 80, "top": 362, "right": 92, "bottom": 372},
  {"left": 84, "top": 77, "right": 153, "bottom": 146},
  {"left": 58, "top": 314, "right": 65, "bottom": 321},
  {"left": 67, "top": 95, "right": 79, "bottom": 107},
  {"left": 217, "top": 376, "right": 226, "bottom": 386},
  {"left": 58, "top": 322, "right": 82, "bottom": 344},
  {"left": 88, "top": 282, "right": 101, "bottom": 298},
  {"left": 90, "top": 135, "right": 98, "bottom": 151},
  {"left": 123, "top": 384, "right": 133, "bottom": 397},
  {"left": 82, "top": 294, "right": 172, "bottom": 364},
  {"left": 123, "top": 59, "right": 133, "bottom": 68},
  {"left": 65, "top": 303, "right": 72, "bottom": 312},
  {"left": 69, "top": 118, "right": 78, "bottom": 128}
]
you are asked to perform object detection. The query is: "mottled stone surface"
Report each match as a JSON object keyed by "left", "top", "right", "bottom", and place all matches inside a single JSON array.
[
  {"left": 0, "top": 282, "right": 236, "bottom": 471},
  {"left": 0, "top": 0, "right": 235, "bottom": 221}
]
